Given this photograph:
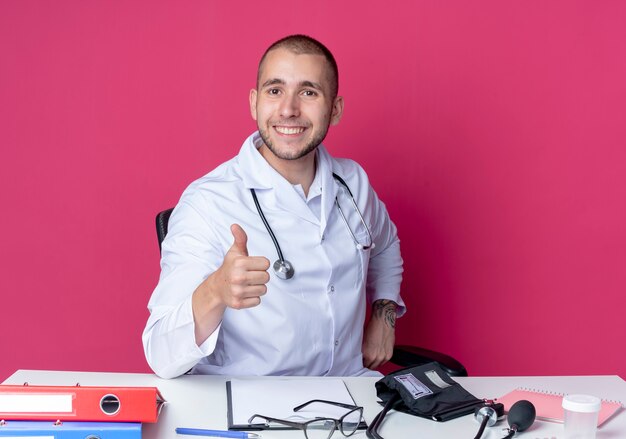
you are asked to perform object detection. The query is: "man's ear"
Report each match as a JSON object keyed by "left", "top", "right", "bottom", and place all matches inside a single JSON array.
[
  {"left": 330, "top": 96, "right": 344, "bottom": 126},
  {"left": 249, "top": 89, "right": 258, "bottom": 121}
]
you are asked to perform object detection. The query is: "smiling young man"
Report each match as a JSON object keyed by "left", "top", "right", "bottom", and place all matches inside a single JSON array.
[
  {"left": 251, "top": 44, "right": 343, "bottom": 191},
  {"left": 143, "top": 35, "right": 405, "bottom": 379}
]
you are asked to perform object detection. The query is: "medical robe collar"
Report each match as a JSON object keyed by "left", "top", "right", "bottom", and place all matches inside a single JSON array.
[{"left": 237, "top": 132, "right": 340, "bottom": 234}]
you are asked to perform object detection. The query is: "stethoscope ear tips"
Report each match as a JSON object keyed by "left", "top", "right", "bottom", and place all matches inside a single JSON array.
[{"left": 273, "top": 259, "right": 295, "bottom": 280}]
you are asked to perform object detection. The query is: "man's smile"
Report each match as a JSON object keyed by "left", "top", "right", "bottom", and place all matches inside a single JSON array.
[{"left": 273, "top": 125, "right": 307, "bottom": 136}]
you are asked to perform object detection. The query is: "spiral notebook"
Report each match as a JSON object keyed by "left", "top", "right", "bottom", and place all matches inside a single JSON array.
[{"left": 497, "top": 388, "right": 623, "bottom": 427}]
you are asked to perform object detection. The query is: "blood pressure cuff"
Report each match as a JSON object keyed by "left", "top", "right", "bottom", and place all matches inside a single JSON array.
[{"left": 375, "top": 362, "right": 483, "bottom": 422}]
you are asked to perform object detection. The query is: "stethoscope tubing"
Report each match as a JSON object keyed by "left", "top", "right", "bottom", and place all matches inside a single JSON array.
[
  {"left": 250, "top": 173, "right": 374, "bottom": 280},
  {"left": 250, "top": 188, "right": 286, "bottom": 262}
]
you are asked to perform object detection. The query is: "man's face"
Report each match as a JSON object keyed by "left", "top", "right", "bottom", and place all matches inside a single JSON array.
[{"left": 250, "top": 48, "right": 343, "bottom": 162}]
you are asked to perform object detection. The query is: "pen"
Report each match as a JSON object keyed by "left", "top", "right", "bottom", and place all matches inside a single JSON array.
[{"left": 176, "top": 428, "right": 261, "bottom": 438}]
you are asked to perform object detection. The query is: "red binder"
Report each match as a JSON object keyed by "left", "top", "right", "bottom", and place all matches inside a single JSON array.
[{"left": 0, "top": 383, "right": 165, "bottom": 422}]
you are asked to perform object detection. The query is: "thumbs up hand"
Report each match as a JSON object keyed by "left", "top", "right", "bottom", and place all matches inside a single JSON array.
[
  {"left": 229, "top": 223, "right": 250, "bottom": 257},
  {"left": 196, "top": 224, "right": 270, "bottom": 310},
  {"left": 192, "top": 224, "right": 271, "bottom": 345},
  {"left": 214, "top": 224, "right": 271, "bottom": 309}
]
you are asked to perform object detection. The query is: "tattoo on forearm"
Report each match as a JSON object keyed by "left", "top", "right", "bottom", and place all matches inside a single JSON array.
[{"left": 372, "top": 299, "right": 397, "bottom": 328}]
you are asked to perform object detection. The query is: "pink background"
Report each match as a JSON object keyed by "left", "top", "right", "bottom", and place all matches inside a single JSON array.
[{"left": 1, "top": 1, "right": 625, "bottom": 381}]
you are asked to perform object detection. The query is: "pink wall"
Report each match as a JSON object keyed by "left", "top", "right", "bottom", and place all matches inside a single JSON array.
[{"left": 2, "top": 1, "right": 625, "bottom": 381}]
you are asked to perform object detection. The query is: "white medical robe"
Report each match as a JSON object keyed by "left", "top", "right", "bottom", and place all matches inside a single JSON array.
[{"left": 143, "top": 132, "right": 405, "bottom": 378}]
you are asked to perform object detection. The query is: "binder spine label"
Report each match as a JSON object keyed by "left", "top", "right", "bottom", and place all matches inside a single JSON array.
[{"left": 0, "top": 394, "right": 72, "bottom": 413}]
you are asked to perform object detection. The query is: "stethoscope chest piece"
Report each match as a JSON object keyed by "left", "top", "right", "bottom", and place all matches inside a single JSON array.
[{"left": 273, "top": 259, "right": 294, "bottom": 280}]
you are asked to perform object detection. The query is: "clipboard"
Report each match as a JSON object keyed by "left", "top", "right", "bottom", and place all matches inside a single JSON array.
[{"left": 226, "top": 378, "right": 367, "bottom": 431}]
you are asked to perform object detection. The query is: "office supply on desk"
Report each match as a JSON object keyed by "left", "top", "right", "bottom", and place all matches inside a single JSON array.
[
  {"left": 497, "top": 387, "right": 623, "bottom": 427},
  {"left": 176, "top": 428, "right": 260, "bottom": 438},
  {"left": 5, "top": 370, "right": 626, "bottom": 439},
  {"left": 0, "top": 420, "right": 141, "bottom": 438},
  {"left": 0, "top": 383, "right": 165, "bottom": 422},
  {"left": 226, "top": 378, "right": 366, "bottom": 430}
]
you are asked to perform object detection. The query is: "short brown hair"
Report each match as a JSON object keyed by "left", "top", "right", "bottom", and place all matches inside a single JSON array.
[{"left": 257, "top": 34, "right": 339, "bottom": 98}]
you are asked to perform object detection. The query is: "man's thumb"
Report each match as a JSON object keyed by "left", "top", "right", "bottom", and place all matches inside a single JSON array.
[{"left": 230, "top": 224, "right": 249, "bottom": 256}]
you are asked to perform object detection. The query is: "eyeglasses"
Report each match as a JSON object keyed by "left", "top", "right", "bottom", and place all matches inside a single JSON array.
[{"left": 248, "top": 399, "right": 364, "bottom": 439}]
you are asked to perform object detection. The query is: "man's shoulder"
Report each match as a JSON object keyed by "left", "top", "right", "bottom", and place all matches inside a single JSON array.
[
  {"left": 180, "top": 156, "right": 246, "bottom": 204},
  {"left": 183, "top": 132, "right": 263, "bottom": 196},
  {"left": 325, "top": 153, "right": 371, "bottom": 189},
  {"left": 322, "top": 148, "right": 367, "bottom": 178},
  {"left": 193, "top": 157, "right": 241, "bottom": 185},
  {"left": 334, "top": 158, "right": 366, "bottom": 175}
]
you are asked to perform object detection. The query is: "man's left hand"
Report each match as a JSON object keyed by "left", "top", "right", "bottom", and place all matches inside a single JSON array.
[{"left": 362, "top": 299, "right": 397, "bottom": 369}]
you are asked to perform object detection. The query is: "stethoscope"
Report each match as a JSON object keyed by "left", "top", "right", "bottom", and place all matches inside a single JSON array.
[{"left": 250, "top": 173, "right": 375, "bottom": 280}]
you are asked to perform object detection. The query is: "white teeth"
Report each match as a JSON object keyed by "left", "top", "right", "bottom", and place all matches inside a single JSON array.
[{"left": 275, "top": 126, "right": 305, "bottom": 135}]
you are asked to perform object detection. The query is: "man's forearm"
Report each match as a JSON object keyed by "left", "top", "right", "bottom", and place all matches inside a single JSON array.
[
  {"left": 371, "top": 299, "right": 397, "bottom": 328},
  {"left": 362, "top": 299, "right": 398, "bottom": 369}
]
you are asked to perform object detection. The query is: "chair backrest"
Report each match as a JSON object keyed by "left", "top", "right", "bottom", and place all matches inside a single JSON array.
[{"left": 155, "top": 208, "right": 174, "bottom": 254}]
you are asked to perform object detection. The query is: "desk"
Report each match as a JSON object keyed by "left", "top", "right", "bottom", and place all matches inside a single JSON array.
[{"left": 3, "top": 370, "right": 625, "bottom": 438}]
